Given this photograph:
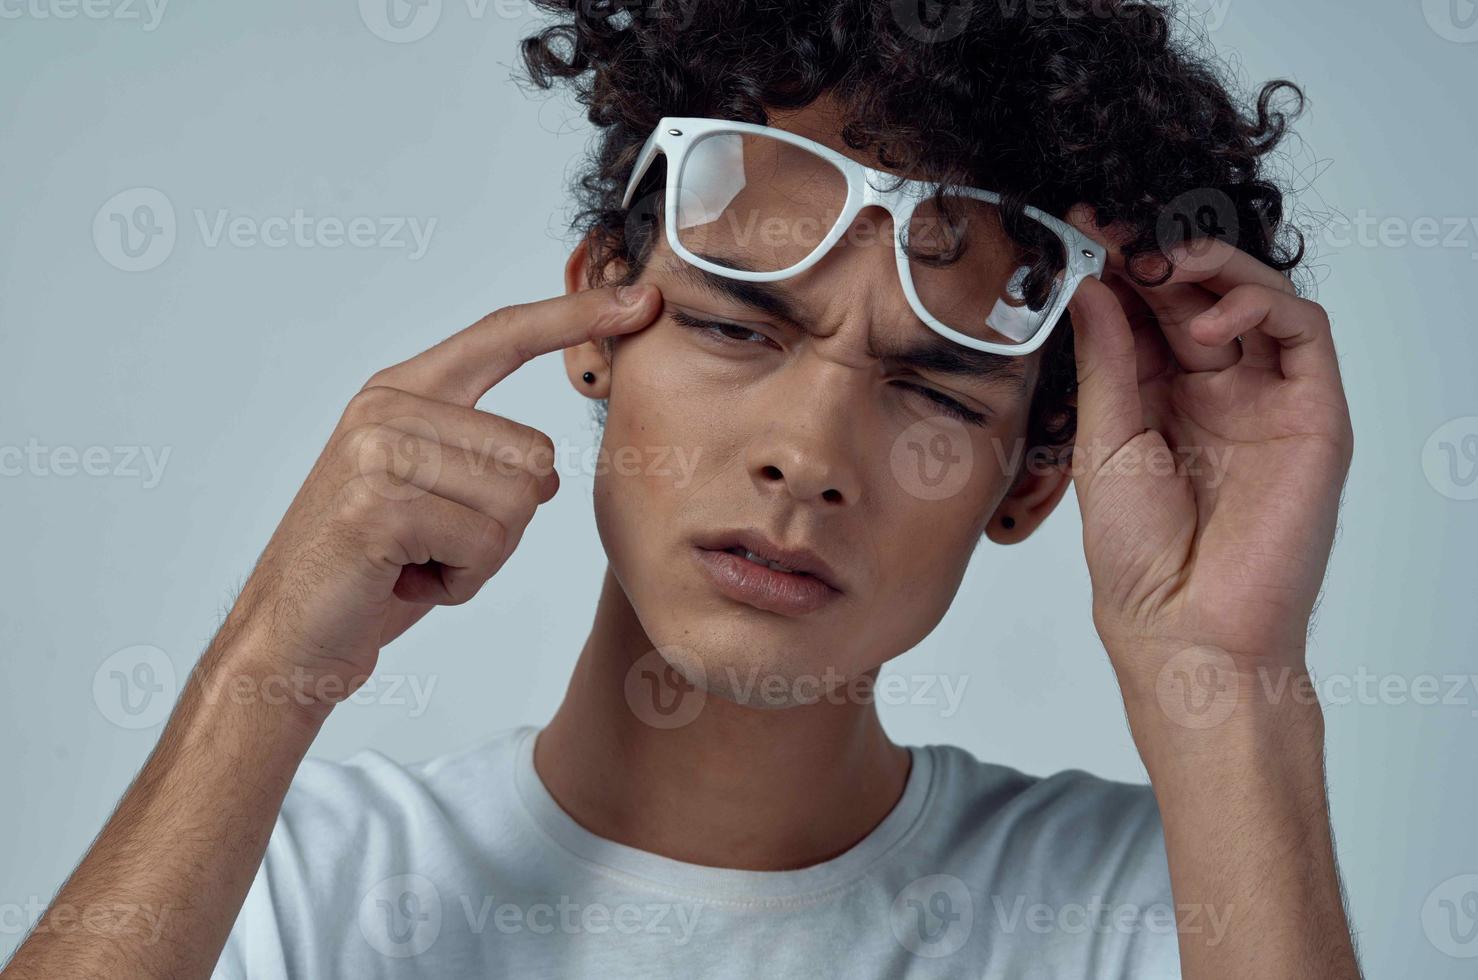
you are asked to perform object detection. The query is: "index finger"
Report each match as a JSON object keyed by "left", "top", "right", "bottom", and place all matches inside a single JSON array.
[
  {"left": 1138, "top": 237, "right": 1297, "bottom": 299},
  {"left": 1065, "top": 204, "right": 1296, "bottom": 299},
  {"left": 372, "top": 284, "right": 661, "bottom": 405}
]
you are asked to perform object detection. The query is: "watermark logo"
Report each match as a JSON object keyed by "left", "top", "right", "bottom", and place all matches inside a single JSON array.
[
  {"left": 1156, "top": 188, "right": 1239, "bottom": 275},
  {"left": 890, "top": 0, "right": 971, "bottom": 42},
  {"left": 92, "top": 645, "right": 177, "bottom": 729},
  {"left": 355, "top": 416, "right": 444, "bottom": 502},
  {"left": 359, "top": 0, "right": 442, "bottom": 43},
  {"left": 1422, "top": 873, "right": 1478, "bottom": 957},
  {"left": 360, "top": 0, "right": 696, "bottom": 43},
  {"left": 359, "top": 873, "right": 443, "bottom": 958},
  {"left": 890, "top": 417, "right": 973, "bottom": 501},
  {"left": 623, "top": 647, "right": 706, "bottom": 729},
  {"left": 1423, "top": 0, "right": 1478, "bottom": 42},
  {"left": 1154, "top": 645, "right": 1240, "bottom": 729},
  {"left": 1422, "top": 417, "right": 1478, "bottom": 501},
  {"left": 891, "top": 874, "right": 973, "bottom": 957},
  {"left": 94, "top": 187, "right": 176, "bottom": 272},
  {"left": 93, "top": 188, "right": 437, "bottom": 270}
]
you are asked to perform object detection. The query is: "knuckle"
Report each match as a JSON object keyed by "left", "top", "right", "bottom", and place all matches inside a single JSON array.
[
  {"left": 442, "top": 588, "right": 476, "bottom": 607},
  {"left": 524, "top": 429, "right": 557, "bottom": 472},
  {"left": 1226, "top": 282, "right": 1268, "bottom": 304},
  {"left": 439, "top": 571, "right": 481, "bottom": 606},
  {"left": 362, "top": 367, "right": 402, "bottom": 392},
  {"left": 511, "top": 467, "right": 545, "bottom": 511},
  {"left": 349, "top": 384, "right": 400, "bottom": 417},
  {"left": 338, "top": 422, "right": 388, "bottom": 462},
  {"left": 1301, "top": 299, "right": 1332, "bottom": 330},
  {"left": 1333, "top": 417, "right": 1356, "bottom": 462},
  {"left": 472, "top": 516, "right": 510, "bottom": 564}
]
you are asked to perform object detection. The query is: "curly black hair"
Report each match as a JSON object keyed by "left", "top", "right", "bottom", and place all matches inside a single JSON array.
[{"left": 520, "top": 0, "right": 1306, "bottom": 454}]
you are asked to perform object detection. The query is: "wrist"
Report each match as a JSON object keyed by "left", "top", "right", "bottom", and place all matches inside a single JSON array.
[
  {"left": 1108, "top": 640, "right": 1325, "bottom": 775},
  {"left": 192, "top": 628, "right": 339, "bottom": 737}
]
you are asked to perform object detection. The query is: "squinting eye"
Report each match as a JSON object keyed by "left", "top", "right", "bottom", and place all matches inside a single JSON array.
[
  {"left": 669, "top": 307, "right": 990, "bottom": 426},
  {"left": 670, "top": 309, "right": 775, "bottom": 347},
  {"left": 894, "top": 382, "right": 991, "bottom": 427}
]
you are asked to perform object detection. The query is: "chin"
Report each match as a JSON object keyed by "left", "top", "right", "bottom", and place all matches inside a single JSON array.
[{"left": 639, "top": 612, "right": 873, "bottom": 710}]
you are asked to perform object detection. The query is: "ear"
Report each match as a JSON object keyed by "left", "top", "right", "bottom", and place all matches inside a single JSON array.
[
  {"left": 562, "top": 235, "right": 623, "bottom": 399},
  {"left": 983, "top": 448, "right": 1073, "bottom": 545}
]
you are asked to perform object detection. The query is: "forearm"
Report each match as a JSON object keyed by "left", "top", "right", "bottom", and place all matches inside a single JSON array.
[
  {"left": 1120, "top": 655, "right": 1360, "bottom": 979},
  {"left": 3, "top": 632, "right": 326, "bottom": 980}
]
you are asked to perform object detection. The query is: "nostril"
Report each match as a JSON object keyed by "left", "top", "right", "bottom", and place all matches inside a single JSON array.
[
  {"left": 821, "top": 488, "right": 843, "bottom": 504},
  {"left": 761, "top": 465, "right": 783, "bottom": 481}
]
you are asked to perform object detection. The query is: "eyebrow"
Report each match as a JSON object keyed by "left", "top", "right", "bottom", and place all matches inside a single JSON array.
[{"left": 668, "top": 256, "right": 1029, "bottom": 391}]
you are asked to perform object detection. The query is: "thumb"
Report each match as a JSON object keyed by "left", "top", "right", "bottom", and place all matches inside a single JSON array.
[{"left": 1068, "top": 277, "right": 1144, "bottom": 495}]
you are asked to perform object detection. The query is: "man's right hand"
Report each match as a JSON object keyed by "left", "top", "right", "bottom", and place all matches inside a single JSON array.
[
  {"left": 222, "top": 283, "right": 661, "bottom": 710},
  {"left": 0, "top": 283, "right": 660, "bottom": 980}
]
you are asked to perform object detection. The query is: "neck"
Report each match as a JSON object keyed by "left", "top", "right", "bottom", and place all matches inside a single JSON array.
[{"left": 536, "top": 568, "right": 912, "bottom": 871}]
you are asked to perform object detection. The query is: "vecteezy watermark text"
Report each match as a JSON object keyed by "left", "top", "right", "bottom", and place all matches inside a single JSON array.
[
  {"left": 991, "top": 895, "right": 1231, "bottom": 946},
  {"left": 358, "top": 0, "right": 698, "bottom": 44},
  {"left": 1, "top": 439, "right": 170, "bottom": 488},
  {"left": 93, "top": 188, "right": 437, "bottom": 272},
  {"left": 356, "top": 874, "right": 702, "bottom": 958},
  {"left": 0, "top": 0, "right": 168, "bottom": 30},
  {"left": 0, "top": 897, "right": 171, "bottom": 944}
]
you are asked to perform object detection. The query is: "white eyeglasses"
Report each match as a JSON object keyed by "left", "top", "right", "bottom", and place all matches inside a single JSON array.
[{"left": 621, "top": 116, "right": 1107, "bottom": 356}]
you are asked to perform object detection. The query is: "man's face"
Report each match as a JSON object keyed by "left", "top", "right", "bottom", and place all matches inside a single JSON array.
[{"left": 572, "top": 104, "right": 1068, "bottom": 705}]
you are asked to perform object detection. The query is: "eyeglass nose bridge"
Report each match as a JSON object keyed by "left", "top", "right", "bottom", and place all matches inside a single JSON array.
[
  {"left": 847, "top": 176, "right": 935, "bottom": 254},
  {"left": 853, "top": 174, "right": 922, "bottom": 220}
]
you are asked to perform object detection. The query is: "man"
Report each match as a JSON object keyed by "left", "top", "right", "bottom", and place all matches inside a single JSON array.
[{"left": 3, "top": 1, "right": 1361, "bottom": 977}]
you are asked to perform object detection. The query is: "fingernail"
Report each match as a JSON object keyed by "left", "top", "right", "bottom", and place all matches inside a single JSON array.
[
  {"left": 1197, "top": 307, "right": 1222, "bottom": 321},
  {"left": 616, "top": 284, "right": 647, "bottom": 307}
]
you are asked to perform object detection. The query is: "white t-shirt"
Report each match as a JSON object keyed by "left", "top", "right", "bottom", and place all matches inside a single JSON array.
[{"left": 215, "top": 726, "right": 1183, "bottom": 978}]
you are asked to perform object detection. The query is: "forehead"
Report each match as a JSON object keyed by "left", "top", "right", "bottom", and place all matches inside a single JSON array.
[{"left": 764, "top": 100, "right": 892, "bottom": 174}]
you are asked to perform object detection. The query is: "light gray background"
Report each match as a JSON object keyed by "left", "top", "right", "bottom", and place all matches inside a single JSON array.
[{"left": 2, "top": 0, "right": 1475, "bottom": 974}]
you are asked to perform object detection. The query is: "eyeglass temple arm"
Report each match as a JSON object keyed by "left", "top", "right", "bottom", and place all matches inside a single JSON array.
[{"left": 620, "top": 129, "right": 665, "bottom": 210}]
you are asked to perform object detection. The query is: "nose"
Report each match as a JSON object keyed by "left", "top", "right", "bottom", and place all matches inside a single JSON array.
[{"left": 744, "top": 367, "right": 864, "bottom": 508}]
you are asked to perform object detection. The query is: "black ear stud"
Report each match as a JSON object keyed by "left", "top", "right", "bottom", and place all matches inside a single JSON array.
[
  {"left": 1001, "top": 516, "right": 1016, "bottom": 530},
  {"left": 582, "top": 371, "right": 596, "bottom": 384}
]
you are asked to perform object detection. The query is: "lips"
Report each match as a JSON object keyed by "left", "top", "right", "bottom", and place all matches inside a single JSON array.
[
  {"left": 694, "top": 529, "right": 843, "bottom": 589},
  {"left": 692, "top": 528, "right": 843, "bottom": 617},
  {"left": 722, "top": 546, "right": 803, "bottom": 574}
]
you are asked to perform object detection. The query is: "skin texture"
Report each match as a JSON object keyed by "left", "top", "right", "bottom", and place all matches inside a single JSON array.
[
  {"left": 569, "top": 104, "right": 1072, "bottom": 705},
  {"left": 3, "top": 103, "right": 1358, "bottom": 979}
]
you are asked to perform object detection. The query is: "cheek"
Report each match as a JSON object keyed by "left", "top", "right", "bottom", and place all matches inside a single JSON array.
[
  {"left": 591, "top": 328, "right": 742, "bottom": 579},
  {"left": 863, "top": 463, "right": 996, "bottom": 620},
  {"left": 856, "top": 411, "right": 1027, "bottom": 631}
]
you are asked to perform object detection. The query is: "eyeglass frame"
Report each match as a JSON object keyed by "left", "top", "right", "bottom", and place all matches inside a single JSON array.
[{"left": 620, "top": 116, "right": 1108, "bottom": 356}]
